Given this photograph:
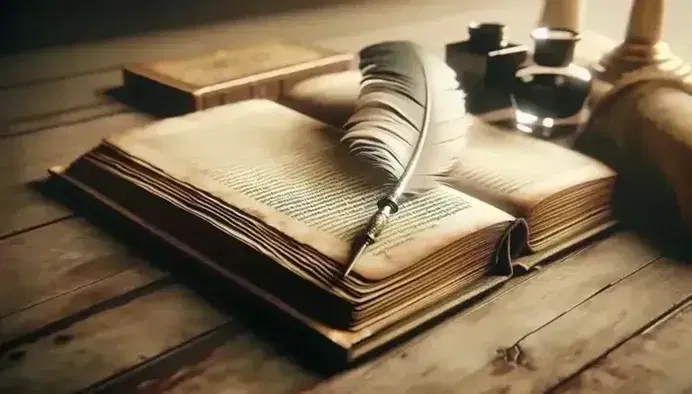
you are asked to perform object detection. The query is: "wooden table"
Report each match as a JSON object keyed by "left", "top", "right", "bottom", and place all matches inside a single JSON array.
[{"left": 2, "top": 2, "right": 691, "bottom": 393}]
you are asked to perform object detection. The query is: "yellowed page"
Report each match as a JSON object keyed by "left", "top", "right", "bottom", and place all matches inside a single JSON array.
[{"left": 447, "top": 119, "right": 615, "bottom": 216}]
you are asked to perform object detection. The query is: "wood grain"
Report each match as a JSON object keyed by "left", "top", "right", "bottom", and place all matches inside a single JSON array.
[
  {"left": 449, "top": 257, "right": 692, "bottom": 394},
  {"left": 553, "top": 301, "right": 692, "bottom": 394},
  {"left": 1, "top": 112, "right": 153, "bottom": 185},
  {"left": 0, "top": 184, "right": 72, "bottom": 239},
  {"left": 307, "top": 232, "right": 660, "bottom": 394},
  {"left": 2, "top": 102, "right": 130, "bottom": 140},
  {"left": 0, "top": 112, "right": 154, "bottom": 238},
  {"left": 0, "top": 72, "right": 122, "bottom": 125},
  {"left": 89, "top": 323, "right": 321, "bottom": 394},
  {"left": 152, "top": 334, "right": 319, "bottom": 394},
  {"left": 0, "top": 218, "right": 145, "bottom": 320},
  {"left": 0, "top": 266, "right": 168, "bottom": 349},
  {"left": 0, "top": 284, "right": 231, "bottom": 394},
  {"left": 0, "top": 193, "right": 321, "bottom": 393}
]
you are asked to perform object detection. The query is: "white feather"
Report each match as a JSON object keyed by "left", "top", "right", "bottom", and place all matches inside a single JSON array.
[{"left": 341, "top": 41, "right": 469, "bottom": 194}]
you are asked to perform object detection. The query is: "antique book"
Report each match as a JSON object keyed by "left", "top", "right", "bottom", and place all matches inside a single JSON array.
[
  {"left": 50, "top": 99, "right": 615, "bottom": 362},
  {"left": 123, "top": 41, "right": 354, "bottom": 116}
]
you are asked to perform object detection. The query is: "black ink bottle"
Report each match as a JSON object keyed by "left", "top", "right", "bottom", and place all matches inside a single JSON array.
[
  {"left": 511, "top": 27, "right": 592, "bottom": 138},
  {"left": 445, "top": 22, "right": 528, "bottom": 114}
]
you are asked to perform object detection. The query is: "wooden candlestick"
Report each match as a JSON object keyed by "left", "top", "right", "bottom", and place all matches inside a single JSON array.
[
  {"left": 593, "top": 0, "right": 691, "bottom": 84},
  {"left": 537, "top": 0, "right": 583, "bottom": 32}
]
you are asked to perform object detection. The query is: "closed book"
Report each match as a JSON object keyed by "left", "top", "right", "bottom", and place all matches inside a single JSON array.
[{"left": 123, "top": 41, "right": 354, "bottom": 116}]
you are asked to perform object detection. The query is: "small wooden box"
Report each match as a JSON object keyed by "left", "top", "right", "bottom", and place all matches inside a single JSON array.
[{"left": 122, "top": 41, "right": 355, "bottom": 116}]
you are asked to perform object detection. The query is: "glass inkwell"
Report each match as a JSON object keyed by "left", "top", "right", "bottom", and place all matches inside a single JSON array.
[{"left": 511, "top": 27, "right": 592, "bottom": 138}]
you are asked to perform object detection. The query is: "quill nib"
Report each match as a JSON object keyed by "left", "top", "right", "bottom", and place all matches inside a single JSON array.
[
  {"left": 343, "top": 239, "right": 369, "bottom": 278},
  {"left": 342, "top": 202, "right": 396, "bottom": 278}
]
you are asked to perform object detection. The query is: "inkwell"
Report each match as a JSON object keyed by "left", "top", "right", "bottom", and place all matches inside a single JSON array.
[
  {"left": 445, "top": 22, "right": 527, "bottom": 114},
  {"left": 511, "top": 27, "right": 592, "bottom": 138}
]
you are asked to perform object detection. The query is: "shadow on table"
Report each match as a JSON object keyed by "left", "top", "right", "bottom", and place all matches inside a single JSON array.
[
  {"left": 103, "top": 86, "right": 184, "bottom": 120},
  {"left": 575, "top": 130, "right": 692, "bottom": 261}
]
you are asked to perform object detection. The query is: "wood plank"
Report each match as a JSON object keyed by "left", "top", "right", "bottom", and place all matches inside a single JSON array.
[
  {"left": 553, "top": 301, "right": 692, "bottom": 394},
  {"left": 0, "top": 112, "right": 153, "bottom": 238},
  {"left": 2, "top": 103, "right": 129, "bottom": 140},
  {"left": 0, "top": 284, "right": 232, "bottom": 394},
  {"left": 0, "top": 194, "right": 321, "bottom": 392},
  {"left": 0, "top": 72, "right": 122, "bottom": 125},
  {"left": 0, "top": 184, "right": 73, "bottom": 239},
  {"left": 447, "top": 257, "right": 692, "bottom": 394},
  {"left": 87, "top": 321, "right": 321, "bottom": 394},
  {"left": 0, "top": 218, "right": 152, "bottom": 320},
  {"left": 143, "top": 332, "right": 320, "bottom": 394},
  {"left": 0, "top": 266, "right": 169, "bottom": 349},
  {"left": 306, "top": 232, "right": 660, "bottom": 394},
  {"left": 0, "top": 112, "right": 153, "bottom": 185}
]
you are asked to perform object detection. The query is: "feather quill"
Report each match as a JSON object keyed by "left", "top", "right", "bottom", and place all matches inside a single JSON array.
[{"left": 341, "top": 41, "right": 468, "bottom": 278}]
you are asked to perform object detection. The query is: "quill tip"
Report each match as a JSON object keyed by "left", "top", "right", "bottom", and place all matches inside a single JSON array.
[{"left": 342, "top": 239, "right": 370, "bottom": 279}]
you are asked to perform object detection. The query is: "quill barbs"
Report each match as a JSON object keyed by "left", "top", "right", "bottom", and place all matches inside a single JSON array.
[{"left": 341, "top": 41, "right": 468, "bottom": 192}]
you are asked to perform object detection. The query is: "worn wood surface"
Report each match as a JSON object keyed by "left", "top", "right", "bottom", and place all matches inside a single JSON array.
[
  {"left": 554, "top": 300, "right": 692, "bottom": 394},
  {"left": 0, "top": 284, "right": 230, "bottom": 393},
  {"left": 0, "top": 266, "right": 168, "bottom": 349},
  {"left": 0, "top": 113, "right": 154, "bottom": 238},
  {"left": 450, "top": 257, "right": 692, "bottom": 394},
  {"left": 2, "top": 1, "right": 692, "bottom": 393},
  {"left": 0, "top": 218, "right": 146, "bottom": 319},
  {"left": 90, "top": 324, "right": 321, "bottom": 394}
]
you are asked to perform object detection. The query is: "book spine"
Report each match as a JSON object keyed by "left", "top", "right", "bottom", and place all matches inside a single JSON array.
[{"left": 123, "top": 69, "right": 197, "bottom": 116}]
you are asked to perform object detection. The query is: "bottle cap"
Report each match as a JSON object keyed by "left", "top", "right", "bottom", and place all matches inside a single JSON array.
[
  {"left": 468, "top": 22, "right": 508, "bottom": 54},
  {"left": 531, "top": 27, "right": 580, "bottom": 67}
]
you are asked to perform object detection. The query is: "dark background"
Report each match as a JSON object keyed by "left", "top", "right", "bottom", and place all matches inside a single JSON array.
[
  {"left": 2, "top": 0, "right": 689, "bottom": 57},
  {"left": 0, "top": 0, "right": 365, "bottom": 54}
]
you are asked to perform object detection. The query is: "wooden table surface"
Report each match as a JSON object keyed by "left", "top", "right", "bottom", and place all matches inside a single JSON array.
[{"left": 2, "top": 1, "right": 691, "bottom": 393}]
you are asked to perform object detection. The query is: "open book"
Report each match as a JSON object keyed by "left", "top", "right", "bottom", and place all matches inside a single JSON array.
[
  {"left": 51, "top": 99, "right": 615, "bottom": 362},
  {"left": 283, "top": 70, "right": 617, "bottom": 264}
]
